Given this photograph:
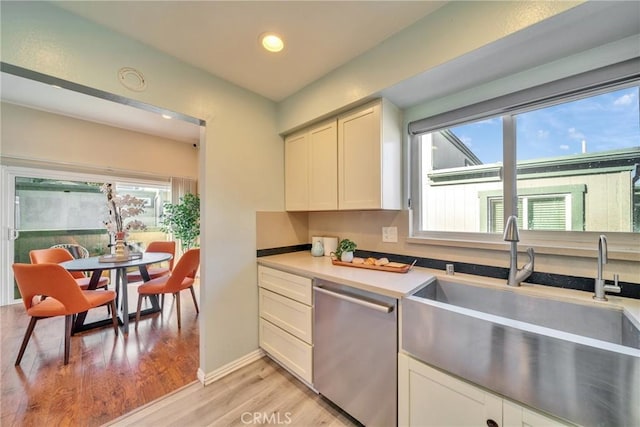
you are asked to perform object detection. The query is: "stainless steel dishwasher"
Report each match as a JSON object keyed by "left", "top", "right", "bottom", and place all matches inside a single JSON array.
[{"left": 313, "top": 279, "right": 398, "bottom": 427}]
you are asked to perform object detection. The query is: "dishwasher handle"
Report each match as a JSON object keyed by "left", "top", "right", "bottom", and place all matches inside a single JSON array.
[{"left": 314, "top": 286, "right": 394, "bottom": 313}]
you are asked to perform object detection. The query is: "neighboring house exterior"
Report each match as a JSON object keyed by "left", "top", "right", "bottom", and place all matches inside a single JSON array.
[{"left": 421, "top": 131, "right": 640, "bottom": 233}]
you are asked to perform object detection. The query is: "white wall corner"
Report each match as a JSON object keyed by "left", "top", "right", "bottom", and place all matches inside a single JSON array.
[{"left": 197, "top": 348, "right": 265, "bottom": 386}]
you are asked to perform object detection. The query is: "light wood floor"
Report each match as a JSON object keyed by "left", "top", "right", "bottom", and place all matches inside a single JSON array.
[
  {"left": 1, "top": 287, "right": 200, "bottom": 426},
  {"left": 106, "top": 357, "right": 359, "bottom": 427}
]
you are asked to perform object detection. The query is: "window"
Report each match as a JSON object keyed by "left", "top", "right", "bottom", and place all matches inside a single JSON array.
[
  {"left": 514, "top": 87, "right": 639, "bottom": 233},
  {"left": 114, "top": 183, "right": 169, "bottom": 230},
  {"left": 410, "top": 59, "right": 640, "bottom": 241},
  {"left": 418, "top": 118, "right": 503, "bottom": 233},
  {"left": 14, "top": 179, "right": 169, "bottom": 234}
]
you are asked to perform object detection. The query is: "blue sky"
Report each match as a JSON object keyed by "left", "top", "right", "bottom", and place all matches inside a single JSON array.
[{"left": 450, "top": 86, "right": 640, "bottom": 164}]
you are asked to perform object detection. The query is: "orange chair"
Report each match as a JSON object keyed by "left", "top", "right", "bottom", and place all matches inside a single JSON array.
[
  {"left": 30, "top": 248, "right": 109, "bottom": 290},
  {"left": 12, "top": 263, "right": 118, "bottom": 365},
  {"left": 135, "top": 248, "right": 200, "bottom": 330},
  {"left": 126, "top": 241, "right": 176, "bottom": 282}
]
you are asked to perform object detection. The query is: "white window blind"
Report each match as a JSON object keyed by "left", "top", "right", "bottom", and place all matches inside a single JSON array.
[{"left": 490, "top": 196, "right": 569, "bottom": 232}]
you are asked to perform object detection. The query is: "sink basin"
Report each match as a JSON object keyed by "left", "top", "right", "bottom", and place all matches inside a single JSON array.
[
  {"left": 402, "top": 278, "right": 640, "bottom": 427},
  {"left": 414, "top": 279, "right": 640, "bottom": 348}
]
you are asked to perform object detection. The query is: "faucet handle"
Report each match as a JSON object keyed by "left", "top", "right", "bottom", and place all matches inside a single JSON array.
[
  {"left": 613, "top": 274, "right": 622, "bottom": 292},
  {"left": 604, "top": 273, "right": 622, "bottom": 295},
  {"left": 526, "top": 247, "right": 534, "bottom": 259},
  {"left": 524, "top": 247, "right": 535, "bottom": 272}
]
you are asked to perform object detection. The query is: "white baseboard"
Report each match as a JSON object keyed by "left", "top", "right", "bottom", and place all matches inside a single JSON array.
[{"left": 197, "top": 348, "right": 265, "bottom": 385}]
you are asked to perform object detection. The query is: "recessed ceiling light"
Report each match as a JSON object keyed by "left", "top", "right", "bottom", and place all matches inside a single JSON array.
[
  {"left": 260, "top": 33, "right": 284, "bottom": 53},
  {"left": 161, "top": 114, "right": 172, "bottom": 119}
]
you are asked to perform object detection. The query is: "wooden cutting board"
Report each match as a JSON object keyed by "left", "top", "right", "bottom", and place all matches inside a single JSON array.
[{"left": 331, "top": 258, "right": 411, "bottom": 273}]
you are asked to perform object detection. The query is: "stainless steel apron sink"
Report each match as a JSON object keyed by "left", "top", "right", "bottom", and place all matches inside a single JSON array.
[{"left": 402, "top": 278, "right": 640, "bottom": 426}]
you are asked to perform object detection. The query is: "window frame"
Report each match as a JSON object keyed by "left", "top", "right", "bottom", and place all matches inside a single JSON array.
[{"left": 408, "top": 59, "right": 640, "bottom": 258}]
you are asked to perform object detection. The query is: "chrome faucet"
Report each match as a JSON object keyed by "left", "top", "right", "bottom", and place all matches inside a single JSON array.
[
  {"left": 503, "top": 215, "right": 535, "bottom": 287},
  {"left": 593, "top": 234, "right": 621, "bottom": 301}
]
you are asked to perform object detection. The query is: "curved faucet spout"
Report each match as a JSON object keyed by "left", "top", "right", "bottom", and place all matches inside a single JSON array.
[
  {"left": 594, "top": 234, "right": 619, "bottom": 301},
  {"left": 597, "top": 234, "right": 608, "bottom": 281}
]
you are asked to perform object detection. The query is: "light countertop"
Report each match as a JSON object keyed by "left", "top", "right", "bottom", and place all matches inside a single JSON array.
[
  {"left": 258, "top": 251, "right": 640, "bottom": 325},
  {"left": 258, "top": 251, "right": 435, "bottom": 298}
]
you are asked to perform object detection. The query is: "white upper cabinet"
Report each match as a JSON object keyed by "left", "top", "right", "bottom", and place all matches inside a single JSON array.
[
  {"left": 284, "top": 131, "right": 309, "bottom": 211},
  {"left": 338, "top": 99, "right": 402, "bottom": 210},
  {"left": 285, "top": 119, "right": 337, "bottom": 211},
  {"left": 285, "top": 98, "right": 402, "bottom": 212},
  {"left": 308, "top": 120, "right": 338, "bottom": 210}
]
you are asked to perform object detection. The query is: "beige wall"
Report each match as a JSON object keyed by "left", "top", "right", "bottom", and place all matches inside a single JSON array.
[
  {"left": 256, "top": 211, "right": 309, "bottom": 250},
  {"left": 1, "top": 103, "right": 198, "bottom": 179}
]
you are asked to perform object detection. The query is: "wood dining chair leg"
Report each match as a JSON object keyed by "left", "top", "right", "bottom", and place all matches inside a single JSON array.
[
  {"left": 175, "top": 292, "right": 181, "bottom": 329},
  {"left": 64, "top": 314, "right": 73, "bottom": 365},
  {"left": 189, "top": 286, "right": 199, "bottom": 314},
  {"left": 15, "top": 317, "right": 38, "bottom": 365},
  {"left": 109, "top": 301, "right": 119, "bottom": 336},
  {"left": 135, "top": 295, "right": 143, "bottom": 331}
]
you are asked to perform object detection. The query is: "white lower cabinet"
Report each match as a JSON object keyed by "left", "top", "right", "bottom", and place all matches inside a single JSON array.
[
  {"left": 398, "top": 353, "right": 571, "bottom": 427},
  {"left": 259, "top": 318, "right": 312, "bottom": 383},
  {"left": 258, "top": 266, "right": 313, "bottom": 384},
  {"left": 259, "top": 288, "right": 312, "bottom": 344}
]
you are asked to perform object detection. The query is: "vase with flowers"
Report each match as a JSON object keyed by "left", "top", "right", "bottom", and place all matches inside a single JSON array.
[{"left": 101, "top": 183, "right": 147, "bottom": 260}]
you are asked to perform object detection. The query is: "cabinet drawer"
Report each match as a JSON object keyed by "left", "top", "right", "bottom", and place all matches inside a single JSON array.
[
  {"left": 258, "top": 266, "right": 312, "bottom": 305},
  {"left": 259, "top": 288, "right": 312, "bottom": 344},
  {"left": 259, "top": 318, "right": 312, "bottom": 384}
]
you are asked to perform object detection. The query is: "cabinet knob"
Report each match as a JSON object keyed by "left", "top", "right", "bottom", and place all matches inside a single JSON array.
[{"left": 486, "top": 420, "right": 499, "bottom": 427}]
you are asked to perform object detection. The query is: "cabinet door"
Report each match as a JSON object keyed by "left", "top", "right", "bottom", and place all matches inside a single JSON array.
[
  {"left": 259, "top": 288, "right": 312, "bottom": 344},
  {"left": 308, "top": 120, "right": 338, "bottom": 210},
  {"left": 284, "top": 132, "right": 309, "bottom": 211},
  {"left": 338, "top": 102, "right": 382, "bottom": 210},
  {"left": 503, "top": 400, "right": 571, "bottom": 427},
  {"left": 258, "top": 266, "right": 312, "bottom": 305},
  {"left": 259, "top": 318, "right": 313, "bottom": 384},
  {"left": 399, "top": 353, "right": 502, "bottom": 427}
]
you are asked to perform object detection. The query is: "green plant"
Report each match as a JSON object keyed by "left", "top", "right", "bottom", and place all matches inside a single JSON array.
[
  {"left": 334, "top": 238, "right": 357, "bottom": 259},
  {"left": 160, "top": 193, "right": 200, "bottom": 251}
]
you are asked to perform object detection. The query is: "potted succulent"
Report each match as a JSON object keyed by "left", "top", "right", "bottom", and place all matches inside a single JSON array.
[{"left": 334, "top": 238, "right": 357, "bottom": 262}]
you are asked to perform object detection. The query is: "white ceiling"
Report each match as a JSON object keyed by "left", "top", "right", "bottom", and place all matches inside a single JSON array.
[{"left": 52, "top": 0, "right": 447, "bottom": 102}]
